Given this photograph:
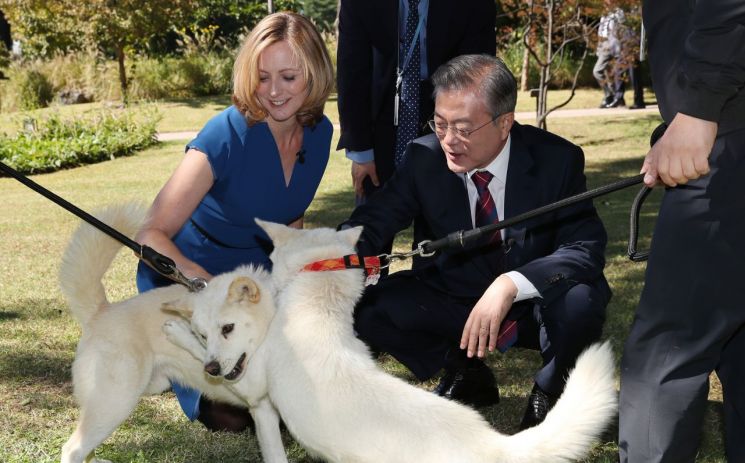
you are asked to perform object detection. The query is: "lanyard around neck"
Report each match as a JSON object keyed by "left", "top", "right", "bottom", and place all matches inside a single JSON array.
[{"left": 397, "top": 2, "right": 425, "bottom": 81}]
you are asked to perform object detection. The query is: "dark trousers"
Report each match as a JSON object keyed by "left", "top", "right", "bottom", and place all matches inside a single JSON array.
[
  {"left": 593, "top": 44, "right": 625, "bottom": 102},
  {"left": 629, "top": 59, "right": 646, "bottom": 107},
  {"left": 353, "top": 271, "right": 606, "bottom": 396},
  {"left": 619, "top": 128, "right": 745, "bottom": 462}
]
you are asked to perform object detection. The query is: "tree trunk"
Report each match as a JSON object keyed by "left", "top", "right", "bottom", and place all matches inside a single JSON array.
[
  {"left": 116, "top": 45, "right": 128, "bottom": 105},
  {"left": 537, "top": 66, "right": 548, "bottom": 130},
  {"left": 520, "top": 46, "right": 530, "bottom": 92}
]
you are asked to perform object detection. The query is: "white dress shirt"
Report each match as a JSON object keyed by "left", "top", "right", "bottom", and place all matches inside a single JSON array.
[{"left": 462, "top": 135, "right": 541, "bottom": 302}]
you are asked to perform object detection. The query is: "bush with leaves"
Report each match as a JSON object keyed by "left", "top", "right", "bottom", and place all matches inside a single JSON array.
[
  {"left": 0, "top": 105, "right": 161, "bottom": 174},
  {"left": 16, "top": 68, "right": 55, "bottom": 110}
]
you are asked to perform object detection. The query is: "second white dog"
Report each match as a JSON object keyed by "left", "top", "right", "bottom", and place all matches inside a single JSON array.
[
  {"left": 165, "top": 220, "right": 618, "bottom": 463},
  {"left": 59, "top": 204, "right": 286, "bottom": 463}
]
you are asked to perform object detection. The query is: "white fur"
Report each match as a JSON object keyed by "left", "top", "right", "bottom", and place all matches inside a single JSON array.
[
  {"left": 59, "top": 204, "right": 286, "bottom": 463},
  {"left": 254, "top": 221, "right": 617, "bottom": 463},
  {"left": 176, "top": 220, "right": 617, "bottom": 462}
]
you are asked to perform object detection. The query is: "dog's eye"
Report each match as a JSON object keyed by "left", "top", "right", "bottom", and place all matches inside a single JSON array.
[{"left": 221, "top": 324, "right": 234, "bottom": 337}]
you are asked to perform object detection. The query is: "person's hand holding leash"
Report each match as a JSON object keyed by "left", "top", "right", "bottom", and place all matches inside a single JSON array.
[
  {"left": 641, "top": 112, "right": 717, "bottom": 188},
  {"left": 461, "top": 274, "right": 518, "bottom": 358},
  {"left": 351, "top": 161, "right": 380, "bottom": 199}
]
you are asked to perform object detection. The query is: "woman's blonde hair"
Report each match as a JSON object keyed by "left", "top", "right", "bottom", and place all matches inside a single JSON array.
[{"left": 232, "top": 12, "right": 334, "bottom": 126}]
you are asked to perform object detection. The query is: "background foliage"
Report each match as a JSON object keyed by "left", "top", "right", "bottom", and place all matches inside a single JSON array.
[
  {"left": 0, "top": 0, "right": 646, "bottom": 112},
  {"left": 0, "top": 105, "right": 160, "bottom": 174}
]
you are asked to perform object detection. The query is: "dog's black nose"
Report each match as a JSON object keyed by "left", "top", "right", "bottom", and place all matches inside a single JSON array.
[{"left": 204, "top": 360, "right": 221, "bottom": 377}]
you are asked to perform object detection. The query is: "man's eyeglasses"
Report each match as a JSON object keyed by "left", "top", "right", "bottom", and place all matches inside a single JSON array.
[{"left": 427, "top": 115, "right": 499, "bottom": 141}]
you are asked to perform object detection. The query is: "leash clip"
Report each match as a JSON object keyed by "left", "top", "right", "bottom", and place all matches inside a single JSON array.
[
  {"left": 139, "top": 244, "right": 207, "bottom": 292},
  {"left": 378, "top": 239, "right": 436, "bottom": 269},
  {"left": 171, "top": 267, "right": 208, "bottom": 293}
]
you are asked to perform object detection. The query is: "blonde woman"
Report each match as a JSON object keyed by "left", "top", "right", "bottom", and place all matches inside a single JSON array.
[{"left": 135, "top": 12, "right": 334, "bottom": 431}]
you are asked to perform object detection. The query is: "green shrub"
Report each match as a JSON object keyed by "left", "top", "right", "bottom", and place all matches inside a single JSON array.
[
  {"left": 500, "top": 40, "right": 596, "bottom": 90},
  {"left": 182, "top": 52, "right": 233, "bottom": 96},
  {"left": 0, "top": 53, "right": 123, "bottom": 111},
  {"left": 0, "top": 50, "right": 234, "bottom": 111},
  {"left": 0, "top": 105, "right": 161, "bottom": 174},
  {"left": 39, "top": 52, "right": 122, "bottom": 102},
  {"left": 18, "top": 69, "right": 55, "bottom": 110},
  {"left": 127, "top": 52, "right": 233, "bottom": 100},
  {"left": 129, "top": 58, "right": 179, "bottom": 100}
]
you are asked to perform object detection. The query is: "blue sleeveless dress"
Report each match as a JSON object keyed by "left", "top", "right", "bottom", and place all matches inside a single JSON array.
[{"left": 137, "top": 106, "right": 332, "bottom": 419}]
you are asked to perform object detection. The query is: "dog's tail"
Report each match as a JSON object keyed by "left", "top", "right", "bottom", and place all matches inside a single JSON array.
[
  {"left": 492, "top": 342, "right": 617, "bottom": 462},
  {"left": 59, "top": 202, "right": 148, "bottom": 326}
]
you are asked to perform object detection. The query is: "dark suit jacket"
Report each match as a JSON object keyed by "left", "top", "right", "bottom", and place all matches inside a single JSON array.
[
  {"left": 336, "top": 0, "right": 496, "bottom": 184},
  {"left": 643, "top": 0, "right": 745, "bottom": 134},
  {"left": 344, "top": 122, "right": 612, "bottom": 305}
]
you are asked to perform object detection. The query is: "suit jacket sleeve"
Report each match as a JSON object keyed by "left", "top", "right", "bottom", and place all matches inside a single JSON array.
[
  {"left": 673, "top": 0, "right": 745, "bottom": 122},
  {"left": 511, "top": 146, "right": 608, "bottom": 305},
  {"left": 336, "top": 0, "right": 375, "bottom": 152},
  {"left": 341, "top": 146, "right": 424, "bottom": 255}
]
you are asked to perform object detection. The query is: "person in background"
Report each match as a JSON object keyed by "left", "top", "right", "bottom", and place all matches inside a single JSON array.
[
  {"left": 626, "top": 8, "right": 647, "bottom": 110},
  {"left": 619, "top": 0, "right": 745, "bottom": 461},
  {"left": 593, "top": 0, "right": 627, "bottom": 108},
  {"left": 135, "top": 11, "right": 334, "bottom": 432}
]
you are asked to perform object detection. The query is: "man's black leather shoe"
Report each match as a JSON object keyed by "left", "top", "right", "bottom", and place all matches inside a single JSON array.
[
  {"left": 434, "top": 360, "right": 499, "bottom": 408},
  {"left": 518, "top": 383, "right": 558, "bottom": 430},
  {"left": 605, "top": 97, "right": 626, "bottom": 108},
  {"left": 629, "top": 102, "right": 646, "bottom": 109}
]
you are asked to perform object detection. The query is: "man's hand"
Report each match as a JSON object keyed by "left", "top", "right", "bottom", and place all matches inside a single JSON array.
[
  {"left": 641, "top": 113, "right": 717, "bottom": 188},
  {"left": 351, "top": 161, "right": 380, "bottom": 198},
  {"left": 461, "top": 275, "right": 518, "bottom": 358}
]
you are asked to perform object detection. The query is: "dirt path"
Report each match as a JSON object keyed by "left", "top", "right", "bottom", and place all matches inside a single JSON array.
[{"left": 157, "top": 104, "right": 660, "bottom": 142}]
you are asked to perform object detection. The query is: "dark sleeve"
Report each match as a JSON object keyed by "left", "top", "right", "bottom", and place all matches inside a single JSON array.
[
  {"left": 514, "top": 147, "right": 608, "bottom": 304},
  {"left": 336, "top": 0, "right": 374, "bottom": 151},
  {"left": 340, "top": 146, "right": 424, "bottom": 255},
  {"left": 678, "top": 0, "right": 745, "bottom": 122},
  {"left": 456, "top": 0, "right": 497, "bottom": 56}
]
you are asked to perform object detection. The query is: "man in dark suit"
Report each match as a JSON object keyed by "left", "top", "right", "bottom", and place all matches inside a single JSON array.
[
  {"left": 343, "top": 55, "right": 611, "bottom": 429},
  {"left": 336, "top": 0, "right": 496, "bottom": 203},
  {"left": 619, "top": 0, "right": 745, "bottom": 461}
]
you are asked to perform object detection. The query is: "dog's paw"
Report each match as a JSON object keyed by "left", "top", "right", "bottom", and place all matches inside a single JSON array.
[{"left": 162, "top": 318, "right": 192, "bottom": 341}]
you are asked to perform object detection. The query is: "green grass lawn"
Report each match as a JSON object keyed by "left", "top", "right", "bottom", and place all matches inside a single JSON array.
[{"left": 0, "top": 99, "right": 727, "bottom": 462}]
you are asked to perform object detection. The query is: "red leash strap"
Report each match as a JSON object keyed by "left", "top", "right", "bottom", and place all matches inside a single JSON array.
[{"left": 302, "top": 254, "right": 382, "bottom": 286}]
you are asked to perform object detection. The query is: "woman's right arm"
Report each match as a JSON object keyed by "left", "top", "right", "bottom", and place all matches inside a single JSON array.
[{"left": 135, "top": 148, "right": 215, "bottom": 281}]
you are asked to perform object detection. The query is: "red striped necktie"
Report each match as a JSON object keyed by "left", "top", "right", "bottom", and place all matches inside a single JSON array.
[
  {"left": 472, "top": 170, "right": 503, "bottom": 245},
  {"left": 471, "top": 170, "right": 517, "bottom": 353}
]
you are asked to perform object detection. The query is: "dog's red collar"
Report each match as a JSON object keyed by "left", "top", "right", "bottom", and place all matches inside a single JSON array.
[{"left": 301, "top": 255, "right": 382, "bottom": 286}]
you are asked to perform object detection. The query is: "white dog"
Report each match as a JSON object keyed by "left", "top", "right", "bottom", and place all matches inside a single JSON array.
[
  {"left": 58, "top": 204, "right": 286, "bottom": 463},
  {"left": 164, "top": 220, "right": 618, "bottom": 463}
]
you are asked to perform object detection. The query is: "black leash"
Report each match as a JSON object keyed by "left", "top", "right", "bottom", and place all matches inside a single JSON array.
[
  {"left": 0, "top": 160, "right": 207, "bottom": 292},
  {"left": 380, "top": 124, "right": 671, "bottom": 266},
  {"left": 3, "top": 155, "right": 653, "bottom": 285},
  {"left": 416, "top": 173, "right": 647, "bottom": 256}
]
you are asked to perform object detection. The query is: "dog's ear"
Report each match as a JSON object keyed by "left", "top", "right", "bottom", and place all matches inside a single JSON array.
[
  {"left": 255, "top": 218, "right": 295, "bottom": 246},
  {"left": 339, "top": 226, "right": 363, "bottom": 247},
  {"left": 161, "top": 299, "right": 193, "bottom": 318},
  {"left": 228, "top": 276, "right": 261, "bottom": 305}
]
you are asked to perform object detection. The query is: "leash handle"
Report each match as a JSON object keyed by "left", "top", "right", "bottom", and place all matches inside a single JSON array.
[
  {"left": 1, "top": 160, "right": 206, "bottom": 292},
  {"left": 627, "top": 185, "right": 652, "bottom": 262},
  {"left": 422, "top": 173, "right": 646, "bottom": 254}
]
